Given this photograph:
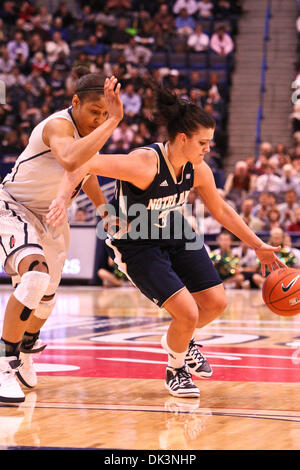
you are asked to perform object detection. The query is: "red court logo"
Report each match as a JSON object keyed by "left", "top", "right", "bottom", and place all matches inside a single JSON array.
[{"left": 36, "top": 342, "right": 300, "bottom": 384}]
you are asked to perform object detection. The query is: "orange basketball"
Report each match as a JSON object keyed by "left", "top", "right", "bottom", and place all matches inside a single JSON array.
[{"left": 262, "top": 267, "right": 300, "bottom": 316}]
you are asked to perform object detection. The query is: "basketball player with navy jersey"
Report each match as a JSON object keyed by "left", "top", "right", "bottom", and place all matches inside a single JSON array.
[
  {"left": 48, "top": 83, "right": 286, "bottom": 398},
  {"left": 0, "top": 72, "right": 123, "bottom": 403}
]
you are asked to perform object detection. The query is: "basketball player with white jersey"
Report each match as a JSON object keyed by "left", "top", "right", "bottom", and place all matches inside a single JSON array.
[{"left": 0, "top": 72, "right": 123, "bottom": 403}]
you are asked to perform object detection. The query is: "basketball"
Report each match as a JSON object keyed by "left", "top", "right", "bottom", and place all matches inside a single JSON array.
[{"left": 262, "top": 267, "right": 300, "bottom": 316}]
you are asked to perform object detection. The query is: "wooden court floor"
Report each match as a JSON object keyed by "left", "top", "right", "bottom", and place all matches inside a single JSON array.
[{"left": 0, "top": 284, "right": 300, "bottom": 451}]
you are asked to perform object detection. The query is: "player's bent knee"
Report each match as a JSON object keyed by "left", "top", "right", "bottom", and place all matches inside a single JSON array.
[
  {"left": 201, "top": 296, "right": 227, "bottom": 317},
  {"left": 34, "top": 293, "right": 56, "bottom": 320},
  {"left": 18, "top": 255, "right": 49, "bottom": 276},
  {"left": 28, "top": 259, "right": 49, "bottom": 273},
  {"left": 214, "top": 296, "right": 227, "bottom": 315},
  {"left": 14, "top": 270, "right": 50, "bottom": 311},
  {"left": 182, "top": 307, "right": 199, "bottom": 331}
]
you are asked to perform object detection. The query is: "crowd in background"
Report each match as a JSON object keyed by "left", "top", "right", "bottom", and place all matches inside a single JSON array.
[
  {"left": 1, "top": 0, "right": 300, "bottom": 289},
  {"left": 0, "top": 0, "right": 241, "bottom": 168}
]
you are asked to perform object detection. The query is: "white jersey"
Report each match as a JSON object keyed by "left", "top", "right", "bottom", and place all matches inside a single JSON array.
[{"left": 1, "top": 107, "right": 89, "bottom": 216}]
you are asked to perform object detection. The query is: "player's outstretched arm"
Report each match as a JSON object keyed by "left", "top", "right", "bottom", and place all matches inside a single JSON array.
[
  {"left": 46, "top": 165, "right": 89, "bottom": 226},
  {"left": 82, "top": 175, "right": 107, "bottom": 209},
  {"left": 43, "top": 77, "right": 123, "bottom": 171},
  {"left": 194, "top": 161, "right": 287, "bottom": 275},
  {"left": 47, "top": 172, "right": 107, "bottom": 227},
  {"left": 46, "top": 148, "right": 158, "bottom": 226},
  {"left": 87, "top": 148, "right": 158, "bottom": 187}
]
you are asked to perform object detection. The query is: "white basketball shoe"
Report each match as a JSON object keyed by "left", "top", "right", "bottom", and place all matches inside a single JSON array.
[
  {"left": 0, "top": 356, "right": 25, "bottom": 403},
  {"left": 16, "top": 340, "right": 46, "bottom": 389}
]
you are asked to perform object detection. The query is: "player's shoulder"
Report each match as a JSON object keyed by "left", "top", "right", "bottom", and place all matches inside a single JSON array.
[
  {"left": 42, "top": 114, "right": 74, "bottom": 142},
  {"left": 194, "top": 160, "right": 211, "bottom": 174},
  {"left": 128, "top": 145, "right": 159, "bottom": 164},
  {"left": 44, "top": 115, "right": 73, "bottom": 131},
  {"left": 193, "top": 160, "right": 214, "bottom": 187}
]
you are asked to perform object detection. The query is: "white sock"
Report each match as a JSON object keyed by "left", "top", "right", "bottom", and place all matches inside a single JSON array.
[{"left": 161, "top": 333, "right": 188, "bottom": 369}]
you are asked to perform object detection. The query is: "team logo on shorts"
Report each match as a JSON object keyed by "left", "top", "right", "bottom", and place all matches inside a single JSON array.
[{"left": 9, "top": 235, "right": 15, "bottom": 249}]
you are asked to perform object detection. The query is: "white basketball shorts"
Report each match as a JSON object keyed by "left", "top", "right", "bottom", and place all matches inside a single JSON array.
[{"left": 0, "top": 190, "right": 70, "bottom": 294}]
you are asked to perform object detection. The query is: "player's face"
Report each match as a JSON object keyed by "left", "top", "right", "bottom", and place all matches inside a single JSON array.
[
  {"left": 182, "top": 126, "right": 215, "bottom": 164},
  {"left": 73, "top": 95, "right": 109, "bottom": 136}
]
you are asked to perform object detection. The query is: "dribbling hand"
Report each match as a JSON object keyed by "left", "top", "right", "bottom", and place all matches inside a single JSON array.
[{"left": 254, "top": 242, "right": 287, "bottom": 276}]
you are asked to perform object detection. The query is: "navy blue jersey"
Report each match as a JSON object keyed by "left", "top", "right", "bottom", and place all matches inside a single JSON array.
[{"left": 107, "top": 142, "right": 196, "bottom": 245}]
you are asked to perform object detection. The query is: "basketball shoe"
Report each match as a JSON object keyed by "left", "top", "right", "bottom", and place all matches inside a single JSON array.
[
  {"left": 0, "top": 356, "right": 25, "bottom": 403},
  {"left": 16, "top": 340, "right": 46, "bottom": 389},
  {"left": 165, "top": 365, "right": 200, "bottom": 398},
  {"left": 185, "top": 339, "right": 212, "bottom": 378}
]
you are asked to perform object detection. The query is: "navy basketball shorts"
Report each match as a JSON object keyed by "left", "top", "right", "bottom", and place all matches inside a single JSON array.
[{"left": 105, "top": 238, "right": 222, "bottom": 308}]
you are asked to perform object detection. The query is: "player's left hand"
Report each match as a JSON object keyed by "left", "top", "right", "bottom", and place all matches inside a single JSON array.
[
  {"left": 254, "top": 242, "right": 287, "bottom": 276},
  {"left": 46, "top": 197, "right": 67, "bottom": 227}
]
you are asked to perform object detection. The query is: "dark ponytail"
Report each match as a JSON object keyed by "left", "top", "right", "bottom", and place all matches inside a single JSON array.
[
  {"left": 73, "top": 66, "right": 105, "bottom": 102},
  {"left": 152, "top": 81, "right": 215, "bottom": 141}
]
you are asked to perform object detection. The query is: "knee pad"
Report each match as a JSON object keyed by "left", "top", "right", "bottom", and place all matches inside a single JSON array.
[
  {"left": 14, "top": 271, "right": 50, "bottom": 310},
  {"left": 34, "top": 294, "right": 56, "bottom": 320},
  {"left": 28, "top": 260, "right": 49, "bottom": 273}
]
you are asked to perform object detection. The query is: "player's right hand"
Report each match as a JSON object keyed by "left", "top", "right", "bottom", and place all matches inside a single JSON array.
[
  {"left": 46, "top": 198, "right": 67, "bottom": 227},
  {"left": 254, "top": 242, "right": 287, "bottom": 276}
]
